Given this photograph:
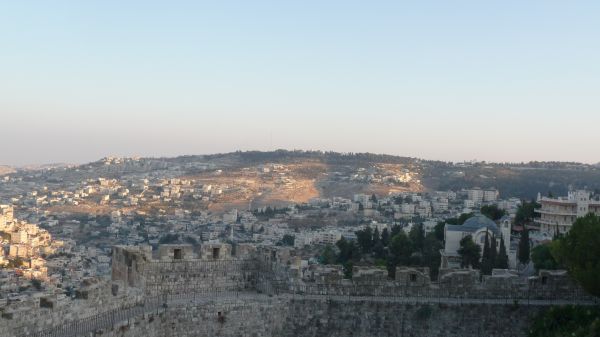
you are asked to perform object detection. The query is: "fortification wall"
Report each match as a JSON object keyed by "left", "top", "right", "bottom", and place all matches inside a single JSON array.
[
  {"left": 96, "top": 296, "right": 288, "bottom": 337},
  {"left": 141, "top": 259, "right": 258, "bottom": 295},
  {"left": 90, "top": 296, "right": 540, "bottom": 337},
  {"left": 0, "top": 280, "right": 143, "bottom": 337},
  {"left": 3, "top": 244, "right": 595, "bottom": 337},
  {"left": 282, "top": 298, "right": 540, "bottom": 337}
]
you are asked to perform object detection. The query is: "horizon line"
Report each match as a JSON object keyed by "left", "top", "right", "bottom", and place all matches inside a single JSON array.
[{"left": 2, "top": 149, "right": 599, "bottom": 169}]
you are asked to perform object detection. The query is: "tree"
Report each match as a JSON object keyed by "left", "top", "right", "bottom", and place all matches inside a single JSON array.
[
  {"left": 371, "top": 193, "right": 378, "bottom": 203},
  {"left": 381, "top": 228, "right": 390, "bottom": 246},
  {"left": 515, "top": 201, "right": 540, "bottom": 225},
  {"left": 409, "top": 223, "right": 425, "bottom": 253},
  {"left": 320, "top": 245, "right": 336, "bottom": 264},
  {"left": 391, "top": 225, "right": 402, "bottom": 237},
  {"left": 342, "top": 261, "right": 353, "bottom": 279},
  {"left": 432, "top": 222, "right": 445, "bottom": 242},
  {"left": 422, "top": 233, "right": 443, "bottom": 280},
  {"left": 518, "top": 226, "right": 530, "bottom": 264},
  {"left": 373, "top": 240, "right": 386, "bottom": 260},
  {"left": 490, "top": 235, "right": 498, "bottom": 270},
  {"left": 355, "top": 227, "right": 373, "bottom": 254},
  {"left": 458, "top": 235, "right": 481, "bottom": 269},
  {"left": 336, "top": 237, "right": 360, "bottom": 264},
  {"left": 495, "top": 236, "right": 509, "bottom": 269},
  {"left": 480, "top": 232, "right": 493, "bottom": 275},
  {"left": 387, "top": 232, "right": 412, "bottom": 274},
  {"left": 281, "top": 234, "right": 295, "bottom": 246},
  {"left": 551, "top": 214, "right": 600, "bottom": 297},
  {"left": 531, "top": 244, "right": 558, "bottom": 271},
  {"left": 31, "top": 279, "right": 43, "bottom": 291},
  {"left": 480, "top": 205, "right": 507, "bottom": 221},
  {"left": 528, "top": 305, "right": 600, "bottom": 337},
  {"left": 372, "top": 227, "right": 381, "bottom": 246}
]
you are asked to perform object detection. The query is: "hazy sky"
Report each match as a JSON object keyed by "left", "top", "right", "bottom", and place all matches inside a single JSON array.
[{"left": 1, "top": 1, "right": 599, "bottom": 165}]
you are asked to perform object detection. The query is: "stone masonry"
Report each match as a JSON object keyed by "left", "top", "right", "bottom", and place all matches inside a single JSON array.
[{"left": 1, "top": 243, "right": 596, "bottom": 337}]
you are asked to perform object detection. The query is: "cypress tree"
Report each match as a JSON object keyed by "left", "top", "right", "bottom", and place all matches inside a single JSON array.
[
  {"left": 496, "top": 236, "right": 509, "bottom": 269},
  {"left": 381, "top": 228, "right": 390, "bottom": 246},
  {"left": 373, "top": 227, "right": 381, "bottom": 246},
  {"left": 481, "top": 231, "right": 492, "bottom": 275},
  {"left": 490, "top": 234, "right": 498, "bottom": 271},
  {"left": 518, "top": 226, "right": 530, "bottom": 264}
]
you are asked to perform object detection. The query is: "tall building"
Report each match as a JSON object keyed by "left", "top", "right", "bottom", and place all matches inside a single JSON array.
[
  {"left": 535, "top": 190, "right": 600, "bottom": 234},
  {"left": 467, "top": 188, "right": 499, "bottom": 204},
  {"left": 483, "top": 189, "right": 499, "bottom": 202},
  {"left": 467, "top": 189, "right": 484, "bottom": 204}
]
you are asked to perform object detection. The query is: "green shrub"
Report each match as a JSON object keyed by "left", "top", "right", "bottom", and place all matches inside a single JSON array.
[{"left": 528, "top": 305, "right": 600, "bottom": 337}]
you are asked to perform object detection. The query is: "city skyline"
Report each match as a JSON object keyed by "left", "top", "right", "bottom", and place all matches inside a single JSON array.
[{"left": 2, "top": 1, "right": 599, "bottom": 165}]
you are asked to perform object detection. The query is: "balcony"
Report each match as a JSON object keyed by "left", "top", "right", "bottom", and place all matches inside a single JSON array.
[
  {"left": 535, "top": 209, "right": 576, "bottom": 217},
  {"left": 534, "top": 218, "right": 572, "bottom": 227}
]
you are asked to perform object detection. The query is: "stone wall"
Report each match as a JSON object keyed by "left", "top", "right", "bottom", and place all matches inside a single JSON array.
[
  {"left": 282, "top": 298, "right": 540, "bottom": 337},
  {"left": 3, "top": 244, "right": 595, "bottom": 337},
  {"left": 90, "top": 296, "right": 540, "bottom": 337},
  {"left": 98, "top": 296, "right": 288, "bottom": 337},
  {"left": 0, "top": 279, "right": 143, "bottom": 337},
  {"left": 141, "top": 259, "right": 257, "bottom": 295}
]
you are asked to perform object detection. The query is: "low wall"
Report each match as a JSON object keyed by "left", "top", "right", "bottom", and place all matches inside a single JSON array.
[
  {"left": 87, "top": 295, "right": 541, "bottom": 337},
  {"left": 98, "top": 296, "right": 288, "bottom": 337},
  {"left": 282, "top": 298, "right": 539, "bottom": 337}
]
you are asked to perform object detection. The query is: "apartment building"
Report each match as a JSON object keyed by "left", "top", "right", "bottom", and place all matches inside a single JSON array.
[{"left": 535, "top": 190, "right": 600, "bottom": 234}]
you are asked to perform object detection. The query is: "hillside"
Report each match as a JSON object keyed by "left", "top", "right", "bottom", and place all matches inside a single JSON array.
[
  {"left": 5, "top": 151, "right": 600, "bottom": 205},
  {"left": 0, "top": 166, "right": 15, "bottom": 176}
]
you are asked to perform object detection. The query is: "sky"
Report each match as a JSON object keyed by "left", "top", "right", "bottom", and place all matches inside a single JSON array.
[{"left": 1, "top": 1, "right": 599, "bottom": 165}]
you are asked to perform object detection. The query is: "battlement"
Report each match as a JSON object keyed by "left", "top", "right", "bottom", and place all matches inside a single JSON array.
[
  {"left": 110, "top": 244, "right": 592, "bottom": 301},
  {"left": 1, "top": 243, "right": 596, "bottom": 337},
  {"left": 111, "top": 243, "right": 261, "bottom": 295}
]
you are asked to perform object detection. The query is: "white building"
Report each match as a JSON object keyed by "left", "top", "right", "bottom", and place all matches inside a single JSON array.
[
  {"left": 318, "top": 231, "right": 342, "bottom": 245},
  {"left": 0, "top": 205, "right": 14, "bottom": 230},
  {"left": 440, "top": 215, "right": 512, "bottom": 269},
  {"left": 467, "top": 189, "right": 484, "bottom": 204},
  {"left": 535, "top": 190, "right": 600, "bottom": 235},
  {"left": 483, "top": 189, "right": 499, "bottom": 202},
  {"left": 467, "top": 188, "right": 499, "bottom": 204}
]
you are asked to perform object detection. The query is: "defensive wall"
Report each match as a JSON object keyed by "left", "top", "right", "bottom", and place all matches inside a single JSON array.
[{"left": 1, "top": 243, "right": 597, "bottom": 337}]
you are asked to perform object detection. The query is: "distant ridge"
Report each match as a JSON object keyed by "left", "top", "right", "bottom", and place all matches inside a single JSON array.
[
  {"left": 84, "top": 150, "right": 597, "bottom": 168},
  {"left": 0, "top": 165, "right": 14, "bottom": 175},
  {"left": 17, "top": 163, "right": 74, "bottom": 171}
]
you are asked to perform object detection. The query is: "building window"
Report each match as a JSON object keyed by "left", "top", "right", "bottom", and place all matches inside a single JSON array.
[
  {"left": 212, "top": 247, "right": 220, "bottom": 259},
  {"left": 410, "top": 274, "right": 417, "bottom": 282},
  {"left": 174, "top": 249, "right": 182, "bottom": 260}
]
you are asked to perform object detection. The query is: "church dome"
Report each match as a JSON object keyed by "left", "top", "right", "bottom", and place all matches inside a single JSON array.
[{"left": 462, "top": 215, "right": 498, "bottom": 232}]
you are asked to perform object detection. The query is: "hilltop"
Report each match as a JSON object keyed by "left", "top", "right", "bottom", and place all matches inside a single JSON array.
[{"left": 3, "top": 150, "right": 600, "bottom": 204}]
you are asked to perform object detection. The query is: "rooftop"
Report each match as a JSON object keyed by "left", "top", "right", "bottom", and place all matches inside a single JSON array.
[{"left": 446, "top": 215, "right": 500, "bottom": 235}]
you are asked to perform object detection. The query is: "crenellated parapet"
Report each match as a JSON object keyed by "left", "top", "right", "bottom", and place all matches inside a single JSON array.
[
  {"left": 109, "top": 244, "right": 595, "bottom": 302},
  {"left": 2, "top": 243, "right": 597, "bottom": 337}
]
